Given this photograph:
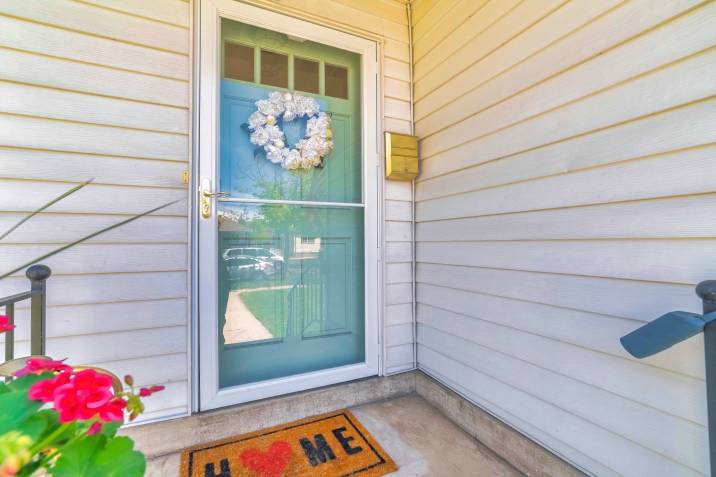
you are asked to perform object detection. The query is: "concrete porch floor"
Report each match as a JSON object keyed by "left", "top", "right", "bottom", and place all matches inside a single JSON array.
[
  {"left": 144, "top": 395, "right": 523, "bottom": 476},
  {"left": 125, "top": 372, "right": 582, "bottom": 476}
]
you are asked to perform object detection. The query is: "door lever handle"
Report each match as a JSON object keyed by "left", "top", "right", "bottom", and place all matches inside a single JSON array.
[
  {"left": 202, "top": 190, "right": 229, "bottom": 198},
  {"left": 200, "top": 179, "right": 228, "bottom": 219}
]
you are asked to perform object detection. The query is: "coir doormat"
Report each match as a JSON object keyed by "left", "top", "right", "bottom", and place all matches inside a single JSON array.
[{"left": 180, "top": 410, "right": 397, "bottom": 477}]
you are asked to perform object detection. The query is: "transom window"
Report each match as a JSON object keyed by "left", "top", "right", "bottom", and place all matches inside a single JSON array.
[
  {"left": 224, "top": 42, "right": 254, "bottom": 82},
  {"left": 260, "top": 50, "right": 288, "bottom": 88},
  {"left": 223, "top": 42, "right": 349, "bottom": 99},
  {"left": 294, "top": 57, "right": 319, "bottom": 94}
]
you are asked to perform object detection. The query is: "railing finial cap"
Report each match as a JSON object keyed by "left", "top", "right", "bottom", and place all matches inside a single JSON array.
[
  {"left": 26, "top": 264, "right": 51, "bottom": 281},
  {"left": 696, "top": 280, "right": 716, "bottom": 302}
]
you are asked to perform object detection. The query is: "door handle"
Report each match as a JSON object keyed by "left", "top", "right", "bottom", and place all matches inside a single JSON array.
[
  {"left": 200, "top": 178, "right": 228, "bottom": 219},
  {"left": 202, "top": 190, "right": 230, "bottom": 198}
]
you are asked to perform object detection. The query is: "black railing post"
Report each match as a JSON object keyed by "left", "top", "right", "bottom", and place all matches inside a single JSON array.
[
  {"left": 26, "top": 265, "right": 51, "bottom": 356},
  {"left": 4, "top": 303, "right": 14, "bottom": 362},
  {"left": 697, "top": 280, "right": 716, "bottom": 476}
]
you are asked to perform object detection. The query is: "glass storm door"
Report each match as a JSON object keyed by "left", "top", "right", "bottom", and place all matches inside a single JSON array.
[{"left": 198, "top": 15, "right": 376, "bottom": 409}]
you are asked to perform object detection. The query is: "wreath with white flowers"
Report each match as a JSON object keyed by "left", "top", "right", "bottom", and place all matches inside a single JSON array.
[{"left": 247, "top": 91, "right": 334, "bottom": 170}]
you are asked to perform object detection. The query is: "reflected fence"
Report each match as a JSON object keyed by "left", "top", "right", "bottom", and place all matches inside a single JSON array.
[{"left": 288, "top": 262, "right": 325, "bottom": 337}]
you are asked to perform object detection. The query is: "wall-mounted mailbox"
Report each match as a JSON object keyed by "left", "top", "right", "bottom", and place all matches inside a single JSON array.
[{"left": 385, "top": 132, "right": 418, "bottom": 181}]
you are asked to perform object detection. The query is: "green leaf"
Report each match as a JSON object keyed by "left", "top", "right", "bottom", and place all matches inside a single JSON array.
[
  {"left": 15, "top": 412, "right": 50, "bottom": 440},
  {"left": 99, "top": 421, "right": 121, "bottom": 438},
  {"left": 50, "top": 435, "right": 104, "bottom": 477},
  {"left": 0, "top": 178, "right": 94, "bottom": 242},
  {"left": 0, "top": 390, "right": 42, "bottom": 435},
  {"left": 1, "top": 199, "right": 181, "bottom": 279},
  {"left": 92, "top": 436, "right": 146, "bottom": 477},
  {"left": 50, "top": 435, "right": 145, "bottom": 477},
  {"left": 0, "top": 374, "right": 53, "bottom": 434},
  {"left": 35, "top": 409, "right": 60, "bottom": 428},
  {"left": 7, "top": 373, "right": 53, "bottom": 393}
]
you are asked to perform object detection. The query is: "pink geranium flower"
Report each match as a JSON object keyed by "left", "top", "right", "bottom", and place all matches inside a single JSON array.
[
  {"left": 28, "top": 369, "right": 121, "bottom": 424},
  {"left": 98, "top": 398, "right": 126, "bottom": 422},
  {"left": 28, "top": 371, "right": 72, "bottom": 403},
  {"left": 0, "top": 315, "right": 14, "bottom": 333},
  {"left": 15, "top": 358, "right": 71, "bottom": 377},
  {"left": 51, "top": 369, "right": 114, "bottom": 423}
]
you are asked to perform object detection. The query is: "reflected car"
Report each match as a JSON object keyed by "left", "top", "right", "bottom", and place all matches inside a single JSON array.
[
  {"left": 222, "top": 247, "right": 284, "bottom": 272},
  {"left": 223, "top": 256, "right": 274, "bottom": 280}
]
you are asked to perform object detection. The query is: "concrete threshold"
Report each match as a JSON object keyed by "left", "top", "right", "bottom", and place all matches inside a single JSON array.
[{"left": 122, "top": 370, "right": 586, "bottom": 477}]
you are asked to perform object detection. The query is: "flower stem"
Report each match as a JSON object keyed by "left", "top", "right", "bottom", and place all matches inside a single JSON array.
[
  {"left": 29, "top": 423, "right": 70, "bottom": 454},
  {"left": 38, "top": 430, "right": 86, "bottom": 467}
]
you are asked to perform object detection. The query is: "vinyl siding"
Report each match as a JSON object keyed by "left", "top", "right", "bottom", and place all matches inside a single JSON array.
[
  {"left": 242, "top": 0, "right": 416, "bottom": 374},
  {"left": 0, "top": 0, "right": 414, "bottom": 424},
  {"left": 412, "top": 1, "right": 716, "bottom": 476},
  {"left": 0, "top": 0, "right": 192, "bottom": 421}
]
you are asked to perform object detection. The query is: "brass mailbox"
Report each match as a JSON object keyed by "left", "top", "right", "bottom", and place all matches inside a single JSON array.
[{"left": 385, "top": 132, "right": 418, "bottom": 180}]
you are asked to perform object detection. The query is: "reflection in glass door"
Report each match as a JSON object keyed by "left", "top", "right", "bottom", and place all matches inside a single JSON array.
[{"left": 216, "top": 19, "right": 364, "bottom": 388}]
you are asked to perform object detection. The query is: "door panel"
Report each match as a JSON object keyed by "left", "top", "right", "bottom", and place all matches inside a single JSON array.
[
  {"left": 217, "top": 203, "right": 364, "bottom": 386},
  {"left": 216, "top": 19, "right": 365, "bottom": 389},
  {"left": 219, "top": 81, "right": 359, "bottom": 203}
]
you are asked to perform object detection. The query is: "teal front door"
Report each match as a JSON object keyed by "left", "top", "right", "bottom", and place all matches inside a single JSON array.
[{"left": 213, "top": 19, "right": 367, "bottom": 391}]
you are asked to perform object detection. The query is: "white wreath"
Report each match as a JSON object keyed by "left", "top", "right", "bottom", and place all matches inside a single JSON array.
[{"left": 247, "top": 91, "right": 334, "bottom": 170}]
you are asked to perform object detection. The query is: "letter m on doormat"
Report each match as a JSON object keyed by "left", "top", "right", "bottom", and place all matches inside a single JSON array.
[{"left": 300, "top": 434, "right": 337, "bottom": 466}]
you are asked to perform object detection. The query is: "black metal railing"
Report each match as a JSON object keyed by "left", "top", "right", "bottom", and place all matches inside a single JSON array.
[
  {"left": 1, "top": 264, "right": 51, "bottom": 362},
  {"left": 621, "top": 280, "right": 716, "bottom": 475},
  {"left": 698, "top": 280, "right": 716, "bottom": 476}
]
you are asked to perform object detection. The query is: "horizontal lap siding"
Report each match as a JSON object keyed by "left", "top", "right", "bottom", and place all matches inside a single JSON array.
[
  {"left": 413, "top": 1, "right": 716, "bottom": 476},
  {"left": 245, "top": 0, "right": 415, "bottom": 374},
  {"left": 0, "top": 0, "right": 191, "bottom": 421},
  {"left": 0, "top": 0, "right": 414, "bottom": 425}
]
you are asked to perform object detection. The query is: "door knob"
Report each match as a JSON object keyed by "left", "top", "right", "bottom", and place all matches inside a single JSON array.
[{"left": 200, "top": 178, "right": 228, "bottom": 219}]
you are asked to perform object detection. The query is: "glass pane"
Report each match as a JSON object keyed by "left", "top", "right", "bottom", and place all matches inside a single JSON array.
[
  {"left": 218, "top": 203, "right": 365, "bottom": 387},
  {"left": 325, "top": 64, "right": 348, "bottom": 99},
  {"left": 261, "top": 50, "right": 288, "bottom": 88},
  {"left": 220, "top": 82, "right": 361, "bottom": 203},
  {"left": 294, "top": 57, "right": 319, "bottom": 94},
  {"left": 224, "top": 42, "right": 254, "bottom": 82}
]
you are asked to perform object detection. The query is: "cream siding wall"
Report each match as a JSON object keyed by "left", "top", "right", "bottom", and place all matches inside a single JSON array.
[
  {"left": 412, "top": 0, "right": 716, "bottom": 476},
  {"left": 0, "top": 0, "right": 414, "bottom": 423},
  {"left": 241, "top": 0, "right": 416, "bottom": 374},
  {"left": 0, "top": 0, "right": 192, "bottom": 421}
]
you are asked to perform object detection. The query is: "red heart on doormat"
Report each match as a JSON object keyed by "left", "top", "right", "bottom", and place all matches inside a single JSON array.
[{"left": 239, "top": 440, "right": 293, "bottom": 477}]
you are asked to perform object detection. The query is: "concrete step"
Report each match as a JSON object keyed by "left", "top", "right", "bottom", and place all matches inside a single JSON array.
[
  {"left": 123, "top": 373, "right": 415, "bottom": 460},
  {"left": 144, "top": 395, "right": 524, "bottom": 477}
]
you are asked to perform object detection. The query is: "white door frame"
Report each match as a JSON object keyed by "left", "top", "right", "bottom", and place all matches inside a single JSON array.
[{"left": 197, "top": 0, "right": 380, "bottom": 410}]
